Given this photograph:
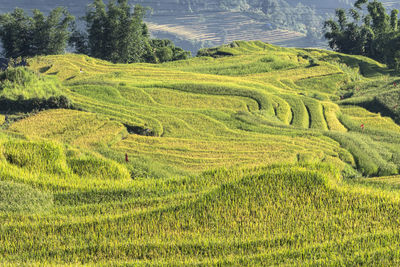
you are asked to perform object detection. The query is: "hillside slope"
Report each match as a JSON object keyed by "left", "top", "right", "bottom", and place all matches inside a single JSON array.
[
  {"left": 22, "top": 41, "right": 400, "bottom": 177},
  {"left": 2, "top": 41, "right": 400, "bottom": 265}
]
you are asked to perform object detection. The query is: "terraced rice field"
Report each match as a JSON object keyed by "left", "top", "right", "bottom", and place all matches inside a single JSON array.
[
  {"left": 19, "top": 46, "right": 333, "bottom": 172},
  {"left": 9, "top": 109, "right": 127, "bottom": 148},
  {"left": 147, "top": 11, "right": 305, "bottom": 46},
  {"left": 2, "top": 41, "right": 400, "bottom": 265},
  {"left": 16, "top": 41, "right": 398, "bottom": 178}
]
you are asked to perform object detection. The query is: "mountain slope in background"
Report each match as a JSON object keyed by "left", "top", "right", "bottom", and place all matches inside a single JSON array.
[
  {"left": 0, "top": 0, "right": 380, "bottom": 54},
  {"left": 1, "top": 1, "right": 400, "bottom": 55}
]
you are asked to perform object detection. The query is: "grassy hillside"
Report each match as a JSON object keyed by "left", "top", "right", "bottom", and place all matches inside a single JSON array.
[{"left": 2, "top": 41, "right": 400, "bottom": 265}]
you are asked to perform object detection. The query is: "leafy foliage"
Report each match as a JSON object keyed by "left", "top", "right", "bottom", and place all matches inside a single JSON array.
[
  {"left": 0, "top": 67, "right": 72, "bottom": 112},
  {"left": 146, "top": 39, "right": 191, "bottom": 63},
  {"left": 0, "top": 7, "right": 74, "bottom": 58},
  {"left": 69, "top": 0, "right": 191, "bottom": 64},
  {"left": 324, "top": 0, "right": 400, "bottom": 70}
]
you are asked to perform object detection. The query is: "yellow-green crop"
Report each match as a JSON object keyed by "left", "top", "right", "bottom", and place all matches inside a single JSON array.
[{"left": 1, "top": 41, "right": 400, "bottom": 265}]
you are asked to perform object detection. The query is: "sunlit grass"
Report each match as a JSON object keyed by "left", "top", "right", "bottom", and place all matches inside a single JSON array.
[
  {"left": 9, "top": 109, "right": 127, "bottom": 148},
  {"left": 1, "top": 41, "right": 400, "bottom": 265}
]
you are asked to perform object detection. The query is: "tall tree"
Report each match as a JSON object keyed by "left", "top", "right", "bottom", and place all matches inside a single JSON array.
[
  {"left": 80, "top": 0, "right": 150, "bottom": 63},
  {"left": 70, "top": 0, "right": 191, "bottom": 63},
  {"left": 0, "top": 7, "right": 74, "bottom": 58},
  {"left": 34, "top": 8, "right": 74, "bottom": 55},
  {"left": 390, "top": 9, "right": 399, "bottom": 31},
  {"left": 0, "top": 8, "right": 31, "bottom": 58},
  {"left": 324, "top": 0, "right": 400, "bottom": 69},
  {"left": 85, "top": 0, "right": 107, "bottom": 60}
]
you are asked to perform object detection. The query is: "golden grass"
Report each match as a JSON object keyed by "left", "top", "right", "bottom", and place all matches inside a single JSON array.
[
  {"left": 323, "top": 102, "right": 348, "bottom": 132},
  {"left": 9, "top": 109, "right": 127, "bottom": 148},
  {"left": 2, "top": 42, "right": 400, "bottom": 265},
  {"left": 0, "top": 115, "right": 5, "bottom": 126},
  {"left": 341, "top": 106, "right": 400, "bottom": 133},
  {"left": 24, "top": 44, "right": 397, "bottom": 175}
]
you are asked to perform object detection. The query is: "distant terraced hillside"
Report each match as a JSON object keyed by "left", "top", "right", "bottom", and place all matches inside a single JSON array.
[
  {"left": 0, "top": 0, "right": 315, "bottom": 54},
  {"left": 2, "top": 0, "right": 400, "bottom": 55},
  {"left": 147, "top": 11, "right": 305, "bottom": 51}
]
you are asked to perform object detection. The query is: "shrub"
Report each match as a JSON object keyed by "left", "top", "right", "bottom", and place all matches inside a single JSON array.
[
  {"left": 0, "top": 67, "right": 62, "bottom": 99},
  {"left": 0, "top": 67, "right": 72, "bottom": 112},
  {"left": 0, "top": 95, "right": 72, "bottom": 112}
]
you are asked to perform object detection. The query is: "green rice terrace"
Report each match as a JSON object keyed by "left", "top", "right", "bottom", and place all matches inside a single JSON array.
[{"left": 2, "top": 41, "right": 400, "bottom": 265}]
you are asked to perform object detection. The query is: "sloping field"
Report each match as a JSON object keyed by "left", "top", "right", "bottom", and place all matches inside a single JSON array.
[
  {"left": 23, "top": 41, "right": 400, "bottom": 176},
  {"left": 9, "top": 109, "right": 127, "bottom": 148},
  {"left": 2, "top": 41, "right": 400, "bottom": 265},
  {"left": 147, "top": 11, "right": 305, "bottom": 46},
  {"left": 3, "top": 163, "right": 400, "bottom": 265}
]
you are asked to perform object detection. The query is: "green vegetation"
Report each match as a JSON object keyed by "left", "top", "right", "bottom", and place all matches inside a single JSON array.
[
  {"left": 71, "top": 0, "right": 150, "bottom": 63},
  {"left": 3, "top": 140, "right": 70, "bottom": 175},
  {"left": 3, "top": 164, "right": 400, "bottom": 265},
  {"left": 72, "top": 0, "right": 190, "bottom": 63},
  {"left": 0, "top": 180, "right": 53, "bottom": 213},
  {"left": 1, "top": 41, "right": 400, "bottom": 264},
  {"left": 324, "top": 0, "right": 400, "bottom": 70},
  {"left": 0, "top": 0, "right": 190, "bottom": 63},
  {"left": 0, "top": 67, "right": 71, "bottom": 112},
  {"left": 8, "top": 109, "right": 127, "bottom": 147},
  {"left": 0, "top": 7, "right": 74, "bottom": 58},
  {"left": 0, "top": 67, "right": 62, "bottom": 100}
]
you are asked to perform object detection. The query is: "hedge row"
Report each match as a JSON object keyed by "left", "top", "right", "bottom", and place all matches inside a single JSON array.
[{"left": 0, "top": 95, "right": 72, "bottom": 113}]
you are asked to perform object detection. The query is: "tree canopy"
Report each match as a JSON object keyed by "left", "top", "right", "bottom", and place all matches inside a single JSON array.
[
  {"left": 71, "top": 0, "right": 190, "bottom": 64},
  {"left": 0, "top": 7, "right": 74, "bottom": 58},
  {"left": 324, "top": 0, "right": 400, "bottom": 70},
  {"left": 0, "top": 0, "right": 190, "bottom": 64}
]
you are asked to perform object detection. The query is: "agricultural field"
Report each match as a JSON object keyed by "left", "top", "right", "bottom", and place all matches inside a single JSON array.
[
  {"left": 2, "top": 41, "right": 400, "bottom": 265},
  {"left": 147, "top": 11, "right": 305, "bottom": 47}
]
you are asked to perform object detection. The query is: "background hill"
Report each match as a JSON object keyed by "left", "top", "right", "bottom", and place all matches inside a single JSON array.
[{"left": 2, "top": 0, "right": 400, "bottom": 54}]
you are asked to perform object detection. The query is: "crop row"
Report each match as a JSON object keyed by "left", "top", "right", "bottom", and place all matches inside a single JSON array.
[{"left": 2, "top": 165, "right": 400, "bottom": 264}]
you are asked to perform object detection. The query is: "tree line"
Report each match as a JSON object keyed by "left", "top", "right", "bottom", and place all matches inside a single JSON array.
[
  {"left": 0, "top": 0, "right": 190, "bottom": 64},
  {"left": 324, "top": 0, "right": 400, "bottom": 70}
]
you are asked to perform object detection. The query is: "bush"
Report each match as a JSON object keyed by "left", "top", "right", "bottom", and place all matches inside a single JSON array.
[
  {"left": 0, "top": 67, "right": 72, "bottom": 112},
  {"left": 0, "top": 95, "right": 72, "bottom": 112},
  {"left": 0, "top": 67, "right": 62, "bottom": 99}
]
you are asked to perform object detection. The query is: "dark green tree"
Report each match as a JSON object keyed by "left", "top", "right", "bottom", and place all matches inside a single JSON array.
[
  {"left": 79, "top": 0, "right": 151, "bottom": 63},
  {"left": 390, "top": 9, "right": 399, "bottom": 31},
  {"left": 84, "top": 0, "right": 107, "bottom": 60},
  {"left": 147, "top": 39, "right": 191, "bottom": 63},
  {"left": 324, "top": 0, "right": 400, "bottom": 69},
  {"left": 73, "top": 0, "right": 190, "bottom": 64},
  {"left": 0, "top": 7, "right": 74, "bottom": 58},
  {"left": 32, "top": 8, "right": 74, "bottom": 55},
  {"left": 68, "top": 24, "right": 89, "bottom": 55},
  {"left": 0, "top": 8, "right": 31, "bottom": 58}
]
